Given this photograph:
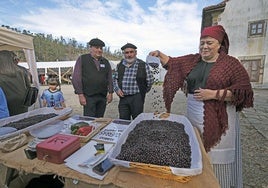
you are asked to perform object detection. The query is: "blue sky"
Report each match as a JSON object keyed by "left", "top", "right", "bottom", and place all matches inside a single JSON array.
[{"left": 0, "top": 0, "right": 223, "bottom": 59}]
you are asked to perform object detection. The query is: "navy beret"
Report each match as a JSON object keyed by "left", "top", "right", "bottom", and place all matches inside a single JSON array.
[
  {"left": 88, "top": 38, "right": 105, "bottom": 47},
  {"left": 121, "top": 43, "right": 137, "bottom": 50}
]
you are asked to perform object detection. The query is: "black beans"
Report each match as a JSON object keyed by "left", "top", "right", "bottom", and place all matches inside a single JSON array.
[
  {"left": 149, "top": 66, "right": 164, "bottom": 112},
  {"left": 3, "top": 113, "right": 58, "bottom": 130},
  {"left": 116, "top": 120, "right": 191, "bottom": 168}
]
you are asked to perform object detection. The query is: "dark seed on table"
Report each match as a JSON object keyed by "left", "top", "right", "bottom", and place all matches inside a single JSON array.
[
  {"left": 116, "top": 120, "right": 191, "bottom": 168},
  {"left": 2, "top": 113, "right": 58, "bottom": 130}
]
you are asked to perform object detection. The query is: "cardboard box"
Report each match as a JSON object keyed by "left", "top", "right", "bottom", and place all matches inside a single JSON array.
[{"left": 36, "top": 134, "right": 80, "bottom": 164}]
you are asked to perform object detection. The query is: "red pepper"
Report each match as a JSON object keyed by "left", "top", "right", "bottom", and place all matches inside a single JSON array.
[{"left": 76, "top": 126, "right": 94, "bottom": 136}]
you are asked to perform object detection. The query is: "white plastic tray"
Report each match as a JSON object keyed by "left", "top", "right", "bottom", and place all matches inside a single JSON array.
[
  {"left": 0, "top": 107, "right": 72, "bottom": 140},
  {"left": 109, "top": 113, "right": 202, "bottom": 176},
  {"left": 29, "top": 120, "right": 64, "bottom": 139}
]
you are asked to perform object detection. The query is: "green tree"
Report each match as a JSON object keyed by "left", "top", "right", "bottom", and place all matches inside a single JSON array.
[{"left": 1, "top": 25, "right": 123, "bottom": 61}]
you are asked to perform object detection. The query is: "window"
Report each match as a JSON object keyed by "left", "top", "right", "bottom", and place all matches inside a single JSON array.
[
  {"left": 249, "top": 20, "right": 266, "bottom": 37},
  {"left": 239, "top": 56, "right": 265, "bottom": 83}
]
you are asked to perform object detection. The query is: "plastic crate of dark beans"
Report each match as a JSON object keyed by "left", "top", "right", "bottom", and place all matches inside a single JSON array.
[
  {"left": 116, "top": 120, "right": 191, "bottom": 168},
  {"left": 0, "top": 107, "right": 72, "bottom": 141},
  {"left": 2, "top": 113, "right": 58, "bottom": 130}
]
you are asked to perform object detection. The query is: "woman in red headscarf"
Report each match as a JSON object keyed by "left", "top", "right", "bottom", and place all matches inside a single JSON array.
[{"left": 149, "top": 25, "right": 253, "bottom": 188}]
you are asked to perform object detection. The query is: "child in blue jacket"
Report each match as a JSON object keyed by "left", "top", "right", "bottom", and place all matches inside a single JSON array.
[{"left": 41, "top": 78, "right": 66, "bottom": 108}]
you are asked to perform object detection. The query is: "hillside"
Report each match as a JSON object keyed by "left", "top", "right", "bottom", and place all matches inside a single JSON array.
[{"left": 1, "top": 25, "right": 123, "bottom": 62}]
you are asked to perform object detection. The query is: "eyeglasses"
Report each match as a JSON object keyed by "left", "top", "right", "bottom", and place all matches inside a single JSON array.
[{"left": 124, "top": 50, "right": 135, "bottom": 54}]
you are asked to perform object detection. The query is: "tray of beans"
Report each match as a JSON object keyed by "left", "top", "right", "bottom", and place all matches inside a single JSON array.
[
  {"left": 0, "top": 107, "right": 72, "bottom": 140},
  {"left": 109, "top": 113, "right": 202, "bottom": 182}
]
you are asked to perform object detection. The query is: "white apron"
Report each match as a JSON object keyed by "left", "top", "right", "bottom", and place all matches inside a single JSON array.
[{"left": 186, "top": 94, "right": 242, "bottom": 188}]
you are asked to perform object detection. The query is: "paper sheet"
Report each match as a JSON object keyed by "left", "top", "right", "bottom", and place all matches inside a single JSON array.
[
  {"left": 64, "top": 140, "right": 114, "bottom": 180},
  {"left": 92, "top": 122, "right": 128, "bottom": 143}
]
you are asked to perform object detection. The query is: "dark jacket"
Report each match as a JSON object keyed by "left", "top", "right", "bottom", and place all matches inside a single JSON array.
[
  {"left": 0, "top": 70, "right": 29, "bottom": 115},
  {"left": 81, "top": 54, "right": 111, "bottom": 97}
]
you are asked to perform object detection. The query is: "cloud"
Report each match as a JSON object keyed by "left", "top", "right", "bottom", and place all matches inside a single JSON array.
[{"left": 6, "top": 0, "right": 205, "bottom": 59}]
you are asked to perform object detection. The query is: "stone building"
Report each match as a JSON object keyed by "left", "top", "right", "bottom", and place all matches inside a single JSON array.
[{"left": 202, "top": 0, "right": 268, "bottom": 88}]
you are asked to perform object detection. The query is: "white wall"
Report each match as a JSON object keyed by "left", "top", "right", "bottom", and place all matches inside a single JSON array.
[{"left": 219, "top": 0, "right": 268, "bottom": 87}]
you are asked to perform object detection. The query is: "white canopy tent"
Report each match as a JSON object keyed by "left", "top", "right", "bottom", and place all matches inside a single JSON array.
[
  {"left": 0, "top": 27, "right": 39, "bottom": 87},
  {"left": 0, "top": 27, "right": 40, "bottom": 107}
]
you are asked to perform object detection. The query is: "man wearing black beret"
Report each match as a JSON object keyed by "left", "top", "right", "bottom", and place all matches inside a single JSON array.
[
  {"left": 113, "top": 43, "right": 154, "bottom": 120},
  {"left": 88, "top": 38, "right": 105, "bottom": 47},
  {"left": 72, "top": 38, "right": 113, "bottom": 117},
  {"left": 121, "top": 43, "right": 137, "bottom": 50}
]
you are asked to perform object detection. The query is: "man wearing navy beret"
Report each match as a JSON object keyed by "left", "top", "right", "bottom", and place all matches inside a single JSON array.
[
  {"left": 113, "top": 43, "right": 154, "bottom": 120},
  {"left": 72, "top": 38, "right": 113, "bottom": 117}
]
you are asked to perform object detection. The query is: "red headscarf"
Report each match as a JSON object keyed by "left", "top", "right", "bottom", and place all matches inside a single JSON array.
[{"left": 200, "top": 25, "right": 229, "bottom": 54}]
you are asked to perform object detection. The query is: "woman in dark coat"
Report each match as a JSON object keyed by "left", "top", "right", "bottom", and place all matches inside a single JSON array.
[
  {"left": 0, "top": 50, "right": 30, "bottom": 115},
  {"left": 150, "top": 25, "right": 253, "bottom": 188}
]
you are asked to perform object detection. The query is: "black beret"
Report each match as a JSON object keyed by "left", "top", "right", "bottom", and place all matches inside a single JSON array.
[
  {"left": 121, "top": 43, "right": 137, "bottom": 50},
  {"left": 88, "top": 38, "right": 105, "bottom": 47}
]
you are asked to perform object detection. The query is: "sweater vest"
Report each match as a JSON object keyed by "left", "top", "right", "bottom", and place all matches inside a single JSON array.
[{"left": 81, "top": 54, "right": 110, "bottom": 97}]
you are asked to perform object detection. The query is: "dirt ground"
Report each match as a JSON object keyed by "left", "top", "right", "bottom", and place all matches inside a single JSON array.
[{"left": 39, "top": 84, "right": 267, "bottom": 188}]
